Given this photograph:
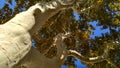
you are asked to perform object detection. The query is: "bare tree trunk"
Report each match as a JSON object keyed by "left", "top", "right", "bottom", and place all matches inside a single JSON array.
[
  {"left": 14, "top": 47, "right": 60, "bottom": 68},
  {"left": 14, "top": 33, "right": 70, "bottom": 68},
  {"left": 0, "top": 0, "right": 75, "bottom": 68},
  {"left": 0, "top": 0, "right": 111, "bottom": 68}
]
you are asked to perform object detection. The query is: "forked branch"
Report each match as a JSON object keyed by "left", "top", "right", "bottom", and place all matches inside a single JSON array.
[
  {"left": 67, "top": 49, "right": 106, "bottom": 63},
  {"left": 67, "top": 43, "right": 110, "bottom": 63}
]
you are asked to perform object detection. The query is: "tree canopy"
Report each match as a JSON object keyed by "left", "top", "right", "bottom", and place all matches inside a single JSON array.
[{"left": 0, "top": 0, "right": 120, "bottom": 68}]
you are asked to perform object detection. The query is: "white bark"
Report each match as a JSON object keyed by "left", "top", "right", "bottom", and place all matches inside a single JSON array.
[
  {"left": 68, "top": 50, "right": 106, "bottom": 63},
  {"left": 0, "top": 0, "right": 108, "bottom": 68},
  {"left": 13, "top": 33, "right": 70, "bottom": 68},
  {"left": 0, "top": 0, "right": 76, "bottom": 68},
  {"left": 0, "top": 22, "right": 31, "bottom": 68}
]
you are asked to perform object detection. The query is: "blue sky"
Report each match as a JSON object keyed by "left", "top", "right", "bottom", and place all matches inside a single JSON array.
[
  {"left": 0, "top": 0, "right": 114, "bottom": 68},
  {"left": 0, "top": 0, "right": 6, "bottom": 9},
  {"left": 0, "top": 0, "right": 88, "bottom": 68},
  {"left": 61, "top": 58, "right": 87, "bottom": 68},
  {"left": 0, "top": 0, "right": 16, "bottom": 11},
  {"left": 88, "top": 21, "right": 110, "bottom": 39},
  {"left": 74, "top": 59, "right": 87, "bottom": 68},
  {"left": 73, "top": 12, "right": 111, "bottom": 39},
  {"left": 0, "top": 0, "right": 110, "bottom": 39}
]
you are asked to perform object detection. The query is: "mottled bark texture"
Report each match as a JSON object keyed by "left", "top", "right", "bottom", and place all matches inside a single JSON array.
[
  {"left": 0, "top": 0, "right": 109, "bottom": 68},
  {"left": 0, "top": 0, "right": 75, "bottom": 68}
]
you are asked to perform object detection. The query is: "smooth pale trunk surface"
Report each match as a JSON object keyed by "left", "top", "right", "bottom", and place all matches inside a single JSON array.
[
  {"left": 14, "top": 47, "right": 60, "bottom": 68},
  {"left": 0, "top": 23, "right": 31, "bottom": 68}
]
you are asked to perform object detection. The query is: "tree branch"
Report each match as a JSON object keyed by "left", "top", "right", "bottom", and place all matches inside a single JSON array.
[
  {"left": 53, "top": 32, "right": 71, "bottom": 58},
  {"left": 66, "top": 41, "right": 109, "bottom": 63},
  {"left": 67, "top": 50, "right": 106, "bottom": 63},
  {"left": 106, "top": 59, "right": 119, "bottom": 68},
  {"left": 67, "top": 42, "right": 120, "bottom": 64},
  {"left": 72, "top": 4, "right": 94, "bottom": 14}
]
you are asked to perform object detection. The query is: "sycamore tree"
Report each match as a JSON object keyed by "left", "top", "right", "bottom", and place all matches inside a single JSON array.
[{"left": 0, "top": 0, "right": 120, "bottom": 68}]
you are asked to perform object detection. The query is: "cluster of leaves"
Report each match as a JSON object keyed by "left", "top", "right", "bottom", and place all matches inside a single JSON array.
[{"left": 0, "top": 0, "right": 120, "bottom": 68}]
